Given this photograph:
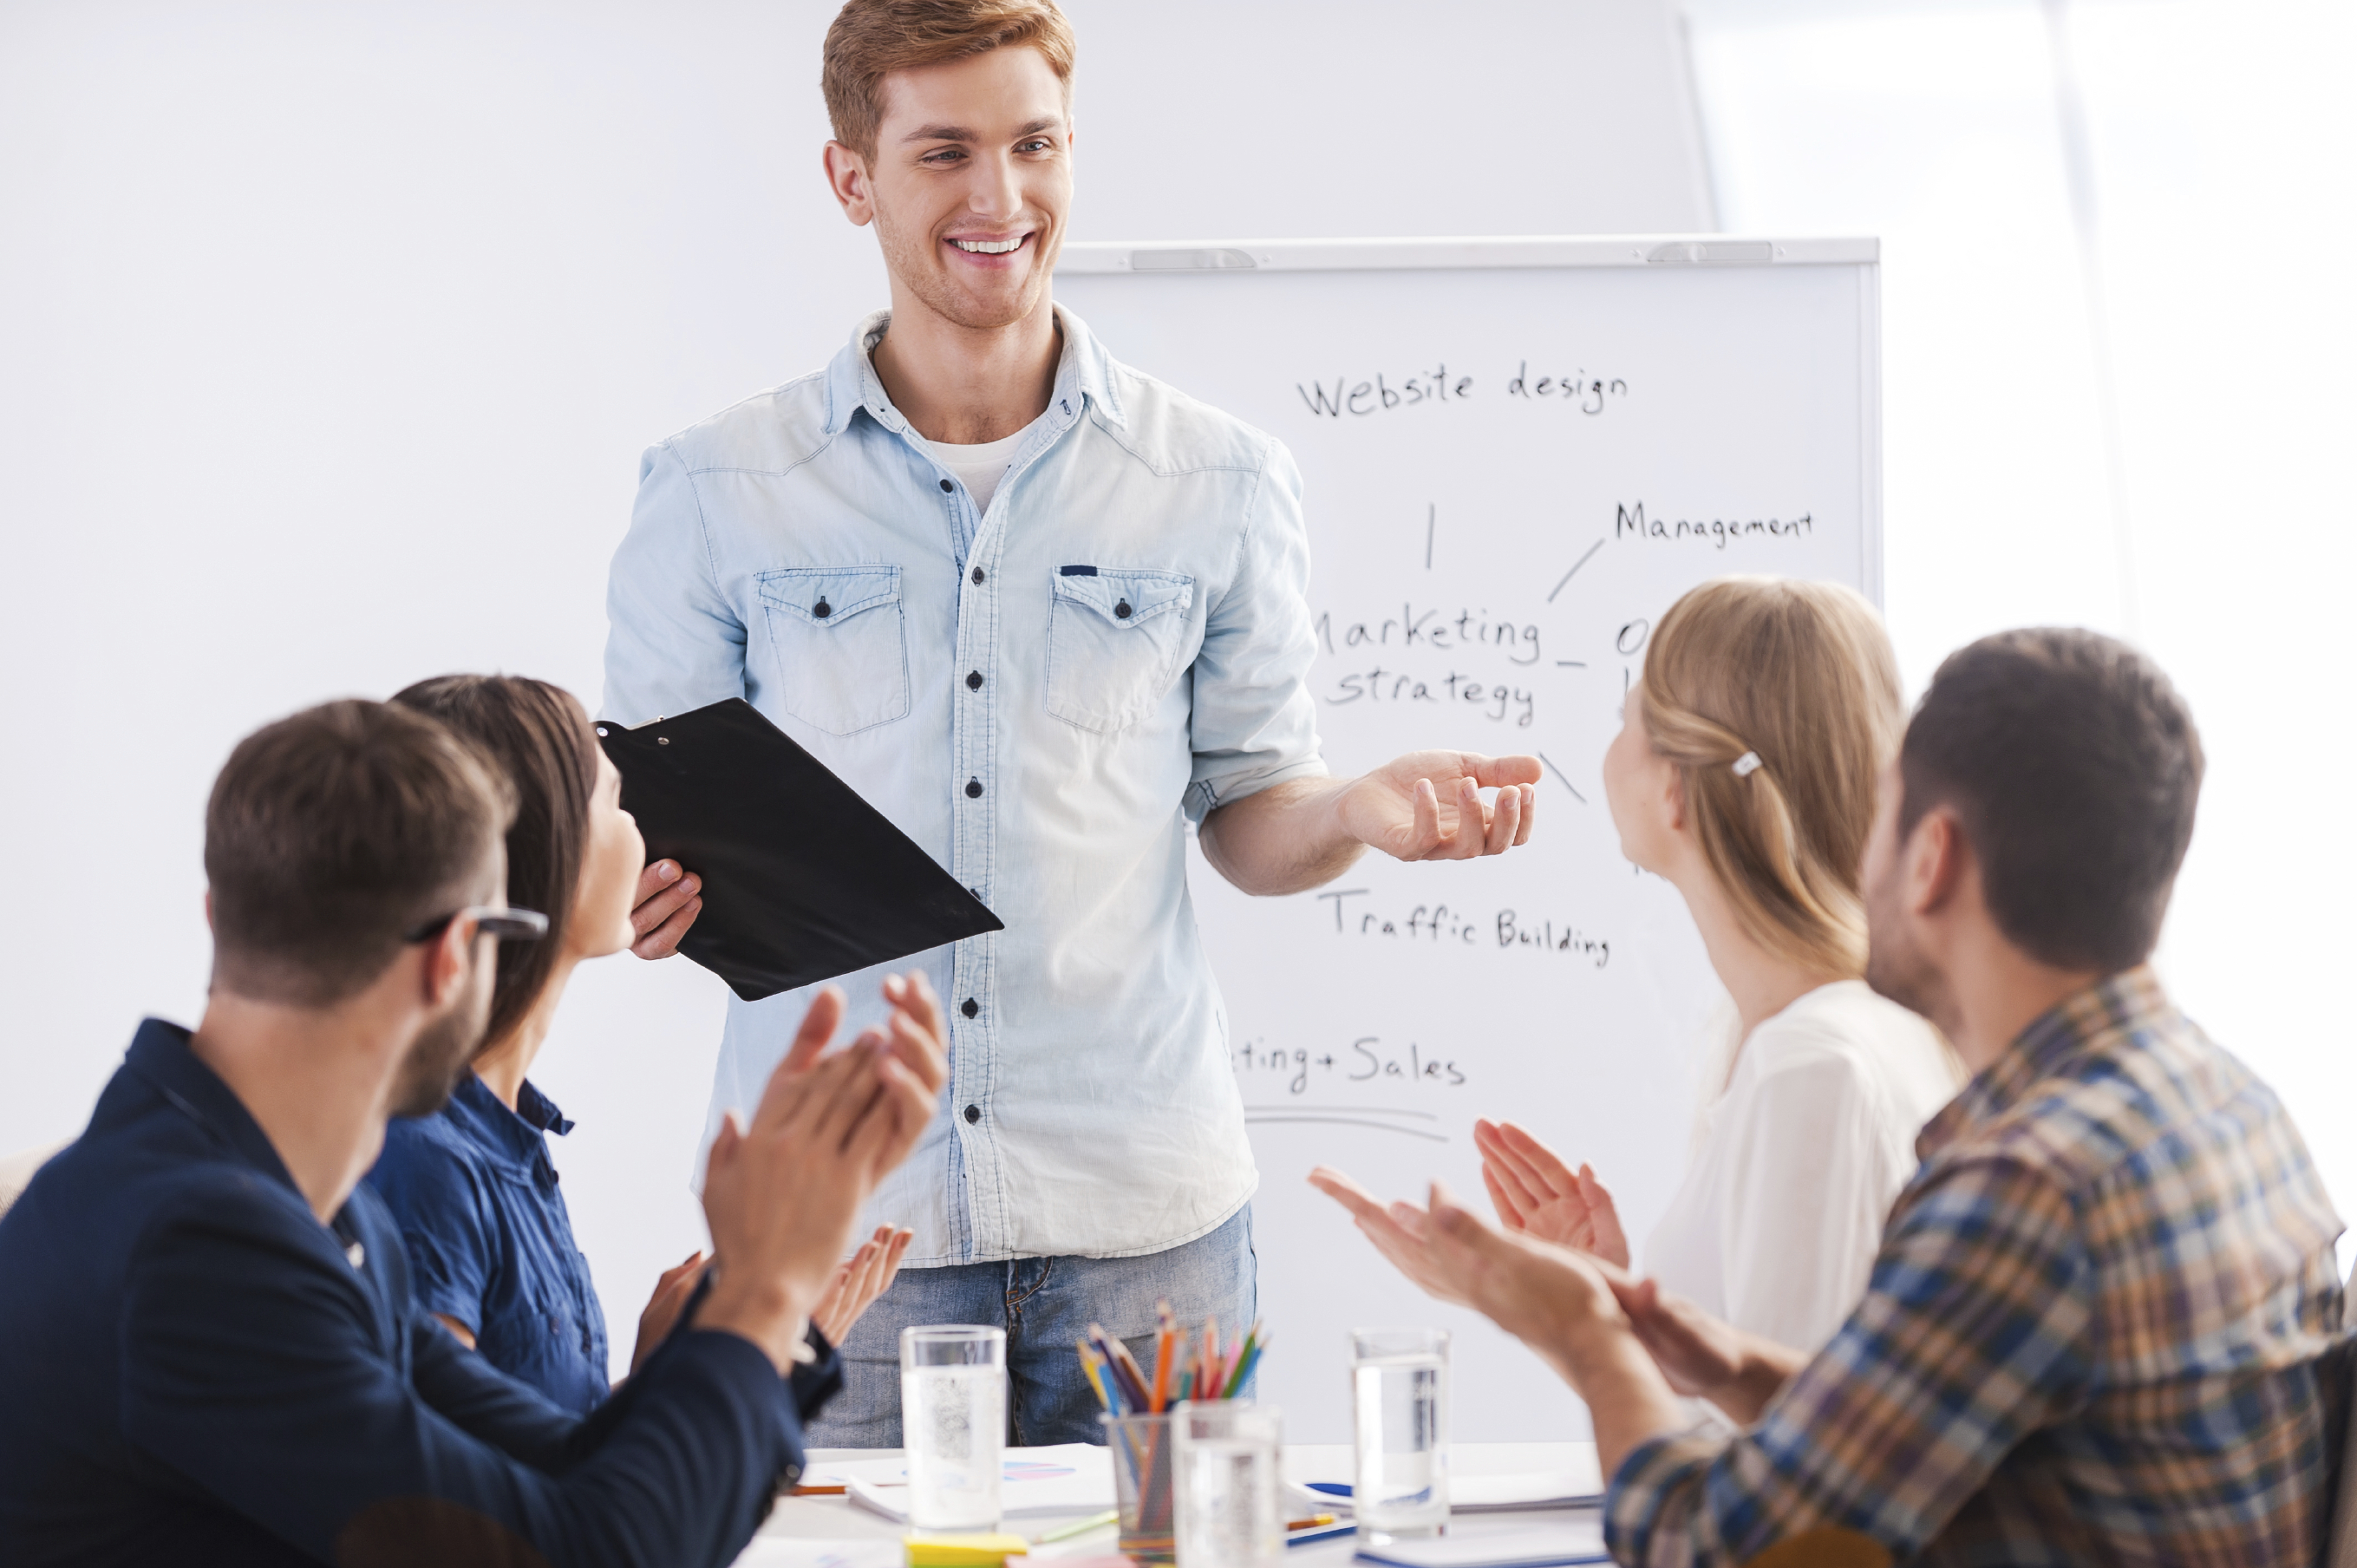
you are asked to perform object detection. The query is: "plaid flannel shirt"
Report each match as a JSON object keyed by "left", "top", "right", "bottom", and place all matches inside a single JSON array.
[{"left": 1604, "top": 967, "right": 2347, "bottom": 1567}]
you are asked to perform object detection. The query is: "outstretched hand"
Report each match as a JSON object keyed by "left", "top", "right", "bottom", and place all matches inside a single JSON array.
[
  {"left": 1475, "top": 1120, "right": 1630, "bottom": 1267},
  {"left": 1333, "top": 751, "right": 1541, "bottom": 863}
]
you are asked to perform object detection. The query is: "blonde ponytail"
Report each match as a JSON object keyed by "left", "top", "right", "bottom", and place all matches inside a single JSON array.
[{"left": 1636, "top": 578, "right": 1902, "bottom": 978}]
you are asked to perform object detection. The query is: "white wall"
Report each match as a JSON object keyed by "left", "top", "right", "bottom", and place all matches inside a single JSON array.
[{"left": 0, "top": 0, "right": 1711, "bottom": 1385}]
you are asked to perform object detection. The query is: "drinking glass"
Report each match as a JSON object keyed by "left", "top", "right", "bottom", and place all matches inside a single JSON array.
[
  {"left": 1103, "top": 1410, "right": 1177, "bottom": 1562},
  {"left": 1350, "top": 1327, "right": 1450, "bottom": 1539},
  {"left": 901, "top": 1325, "right": 1007, "bottom": 1531},
  {"left": 1172, "top": 1400, "right": 1283, "bottom": 1568}
]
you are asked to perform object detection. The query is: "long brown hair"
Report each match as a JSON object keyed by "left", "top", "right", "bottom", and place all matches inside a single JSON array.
[
  {"left": 1637, "top": 577, "right": 1902, "bottom": 977},
  {"left": 391, "top": 675, "right": 598, "bottom": 1050}
]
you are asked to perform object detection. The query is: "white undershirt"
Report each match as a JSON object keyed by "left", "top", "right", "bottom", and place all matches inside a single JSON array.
[
  {"left": 928, "top": 426, "right": 1031, "bottom": 516},
  {"left": 1642, "top": 979, "right": 1963, "bottom": 1357}
]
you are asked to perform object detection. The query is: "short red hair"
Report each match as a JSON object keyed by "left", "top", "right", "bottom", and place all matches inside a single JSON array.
[{"left": 822, "top": 0, "right": 1077, "bottom": 160}]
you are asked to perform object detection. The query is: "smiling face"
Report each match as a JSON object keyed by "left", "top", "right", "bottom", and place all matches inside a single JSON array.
[{"left": 829, "top": 44, "right": 1072, "bottom": 333}]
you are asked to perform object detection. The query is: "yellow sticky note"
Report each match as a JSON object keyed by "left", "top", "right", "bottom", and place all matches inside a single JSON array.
[{"left": 904, "top": 1532, "right": 1031, "bottom": 1567}]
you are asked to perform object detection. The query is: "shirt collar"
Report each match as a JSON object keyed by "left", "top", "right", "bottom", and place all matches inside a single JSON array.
[
  {"left": 821, "top": 301, "right": 1126, "bottom": 438},
  {"left": 514, "top": 1078, "right": 575, "bottom": 1136},
  {"left": 123, "top": 1016, "right": 304, "bottom": 1199},
  {"left": 442, "top": 1070, "right": 573, "bottom": 1176},
  {"left": 1917, "top": 964, "right": 2172, "bottom": 1159}
]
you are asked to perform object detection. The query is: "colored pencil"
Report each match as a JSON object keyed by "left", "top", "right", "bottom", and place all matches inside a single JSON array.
[{"left": 1149, "top": 1301, "right": 1175, "bottom": 1413}]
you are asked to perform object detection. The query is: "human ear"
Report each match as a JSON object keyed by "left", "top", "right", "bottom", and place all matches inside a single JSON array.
[
  {"left": 1907, "top": 808, "right": 1969, "bottom": 916},
  {"left": 823, "top": 141, "right": 876, "bottom": 226},
  {"left": 423, "top": 921, "right": 473, "bottom": 1009},
  {"left": 1662, "top": 766, "right": 1688, "bottom": 835}
]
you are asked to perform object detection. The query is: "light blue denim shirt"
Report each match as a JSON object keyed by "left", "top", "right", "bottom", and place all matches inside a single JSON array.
[{"left": 603, "top": 306, "right": 1325, "bottom": 1264}]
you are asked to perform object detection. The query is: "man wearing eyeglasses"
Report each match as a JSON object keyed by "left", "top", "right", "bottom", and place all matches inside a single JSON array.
[{"left": 0, "top": 699, "right": 945, "bottom": 1568}]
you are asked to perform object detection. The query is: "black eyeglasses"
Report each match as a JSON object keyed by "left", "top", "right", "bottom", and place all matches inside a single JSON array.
[{"left": 402, "top": 905, "right": 550, "bottom": 944}]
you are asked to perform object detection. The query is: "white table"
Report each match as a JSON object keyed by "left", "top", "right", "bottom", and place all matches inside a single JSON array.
[{"left": 735, "top": 1442, "right": 1604, "bottom": 1567}]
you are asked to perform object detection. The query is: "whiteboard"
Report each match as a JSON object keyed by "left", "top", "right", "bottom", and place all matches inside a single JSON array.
[{"left": 1054, "top": 237, "right": 1880, "bottom": 1444}]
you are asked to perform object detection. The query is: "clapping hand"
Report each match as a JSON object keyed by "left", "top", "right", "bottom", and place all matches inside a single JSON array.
[
  {"left": 813, "top": 1224, "right": 914, "bottom": 1345},
  {"left": 1309, "top": 1170, "right": 1624, "bottom": 1355},
  {"left": 693, "top": 974, "right": 946, "bottom": 1371},
  {"left": 1474, "top": 1119, "right": 1629, "bottom": 1266},
  {"left": 629, "top": 1249, "right": 709, "bottom": 1375},
  {"left": 1333, "top": 751, "right": 1541, "bottom": 862},
  {"left": 1305, "top": 1166, "right": 1480, "bottom": 1307}
]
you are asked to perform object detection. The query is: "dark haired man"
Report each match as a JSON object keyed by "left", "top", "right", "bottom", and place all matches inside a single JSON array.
[
  {"left": 0, "top": 700, "right": 947, "bottom": 1566},
  {"left": 605, "top": 0, "right": 1540, "bottom": 1443},
  {"left": 1314, "top": 629, "right": 2348, "bottom": 1565}
]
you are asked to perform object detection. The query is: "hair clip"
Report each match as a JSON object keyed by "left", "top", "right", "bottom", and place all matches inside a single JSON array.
[{"left": 1732, "top": 751, "right": 1763, "bottom": 777}]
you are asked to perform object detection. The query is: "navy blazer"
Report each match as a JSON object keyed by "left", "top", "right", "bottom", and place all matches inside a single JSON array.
[{"left": 0, "top": 1019, "right": 840, "bottom": 1566}]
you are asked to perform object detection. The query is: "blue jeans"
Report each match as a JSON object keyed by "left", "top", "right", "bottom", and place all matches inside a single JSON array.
[{"left": 807, "top": 1205, "right": 1257, "bottom": 1447}]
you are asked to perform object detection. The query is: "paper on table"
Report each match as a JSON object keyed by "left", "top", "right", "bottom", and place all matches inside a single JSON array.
[
  {"left": 1353, "top": 1522, "right": 1609, "bottom": 1568},
  {"left": 1292, "top": 1467, "right": 1603, "bottom": 1516},
  {"left": 836, "top": 1445, "right": 1114, "bottom": 1523},
  {"left": 1448, "top": 1471, "right": 1605, "bottom": 1512}
]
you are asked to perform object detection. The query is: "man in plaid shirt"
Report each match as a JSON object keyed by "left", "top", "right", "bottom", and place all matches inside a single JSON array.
[{"left": 1316, "top": 628, "right": 2347, "bottom": 1565}]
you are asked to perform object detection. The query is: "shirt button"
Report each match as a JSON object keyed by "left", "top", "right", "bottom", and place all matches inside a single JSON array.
[
  {"left": 971, "top": 566, "right": 985, "bottom": 585},
  {"left": 966, "top": 670, "right": 983, "bottom": 690},
  {"left": 813, "top": 598, "right": 832, "bottom": 619},
  {"left": 939, "top": 478, "right": 954, "bottom": 493},
  {"left": 964, "top": 1104, "right": 982, "bottom": 1124},
  {"left": 965, "top": 778, "right": 983, "bottom": 799},
  {"left": 962, "top": 997, "right": 979, "bottom": 1018},
  {"left": 1114, "top": 599, "right": 1133, "bottom": 618}
]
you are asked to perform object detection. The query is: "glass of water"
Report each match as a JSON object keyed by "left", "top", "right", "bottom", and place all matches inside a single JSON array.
[
  {"left": 901, "top": 1325, "right": 1007, "bottom": 1531},
  {"left": 1172, "top": 1400, "right": 1283, "bottom": 1568},
  {"left": 1351, "top": 1327, "right": 1449, "bottom": 1539}
]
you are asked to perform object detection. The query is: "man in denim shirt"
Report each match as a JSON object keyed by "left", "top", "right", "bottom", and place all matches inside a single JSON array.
[{"left": 604, "top": 0, "right": 1541, "bottom": 1443}]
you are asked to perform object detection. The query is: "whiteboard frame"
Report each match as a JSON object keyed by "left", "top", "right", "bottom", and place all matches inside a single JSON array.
[{"left": 1059, "top": 234, "right": 1884, "bottom": 608}]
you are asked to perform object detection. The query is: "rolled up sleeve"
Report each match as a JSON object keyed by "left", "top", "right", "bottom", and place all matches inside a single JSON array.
[{"left": 1184, "top": 437, "right": 1327, "bottom": 820}]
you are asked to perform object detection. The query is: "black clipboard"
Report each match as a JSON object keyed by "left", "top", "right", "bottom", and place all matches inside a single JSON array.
[{"left": 595, "top": 698, "right": 1003, "bottom": 1001}]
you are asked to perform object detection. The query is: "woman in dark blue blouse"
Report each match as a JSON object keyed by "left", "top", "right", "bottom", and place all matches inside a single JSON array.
[{"left": 368, "top": 675, "right": 911, "bottom": 1414}]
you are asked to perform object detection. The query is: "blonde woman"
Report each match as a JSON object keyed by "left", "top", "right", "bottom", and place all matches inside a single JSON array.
[{"left": 1320, "top": 576, "right": 1959, "bottom": 1356}]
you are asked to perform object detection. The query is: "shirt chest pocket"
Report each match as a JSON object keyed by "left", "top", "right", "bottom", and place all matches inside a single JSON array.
[
  {"left": 1046, "top": 567, "right": 1197, "bottom": 734},
  {"left": 757, "top": 565, "right": 912, "bottom": 735}
]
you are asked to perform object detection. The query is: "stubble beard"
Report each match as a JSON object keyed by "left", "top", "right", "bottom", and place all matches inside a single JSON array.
[
  {"left": 875, "top": 205, "right": 1051, "bottom": 334},
  {"left": 1863, "top": 891, "right": 1957, "bottom": 1037},
  {"left": 388, "top": 994, "right": 489, "bottom": 1119}
]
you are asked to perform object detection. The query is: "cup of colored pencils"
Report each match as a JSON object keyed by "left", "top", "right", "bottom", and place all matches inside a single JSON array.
[{"left": 1081, "top": 1303, "right": 1268, "bottom": 1565}]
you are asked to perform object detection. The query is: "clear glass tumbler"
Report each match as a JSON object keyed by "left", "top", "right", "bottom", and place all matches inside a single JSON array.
[
  {"left": 900, "top": 1325, "right": 1007, "bottom": 1531},
  {"left": 1103, "top": 1410, "right": 1177, "bottom": 1562},
  {"left": 1350, "top": 1327, "right": 1450, "bottom": 1539},
  {"left": 1172, "top": 1400, "right": 1283, "bottom": 1568}
]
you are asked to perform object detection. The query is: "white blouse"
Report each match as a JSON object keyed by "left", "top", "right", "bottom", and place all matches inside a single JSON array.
[{"left": 1641, "top": 980, "right": 1962, "bottom": 1356}]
